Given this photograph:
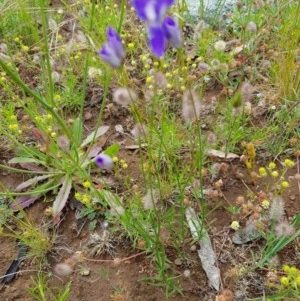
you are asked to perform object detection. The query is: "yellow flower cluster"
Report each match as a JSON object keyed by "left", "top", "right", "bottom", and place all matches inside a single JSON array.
[
  {"left": 280, "top": 265, "right": 300, "bottom": 289},
  {"left": 113, "top": 156, "right": 128, "bottom": 169}
]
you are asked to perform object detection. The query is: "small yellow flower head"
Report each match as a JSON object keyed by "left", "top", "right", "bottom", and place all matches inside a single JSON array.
[
  {"left": 75, "top": 192, "right": 82, "bottom": 200},
  {"left": 289, "top": 266, "right": 299, "bottom": 277},
  {"left": 141, "top": 55, "right": 148, "bottom": 62},
  {"left": 146, "top": 76, "right": 152, "bottom": 84},
  {"left": 284, "top": 158, "right": 295, "bottom": 168},
  {"left": 268, "top": 162, "right": 276, "bottom": 169},
  {"left": 247, "top": 143, "right": 256, "bottom": 159},
  {"left": 119, "top": 159, "right": 125, "bottom": 165},
  {"left": 46, "top": 114, "right": 52, "bottom": 119},
  {"left": 81, "top": 194, "right": 91, "bottom": 206},
  {"left": 259, "top": 167, "right": 267, "bottom": 177},
  {"left": 54, "top": 94, "right": 61, "bottom": 100},
  {"left": 245, "top": 161, "right": 252, "bottom": 169},
  {"left": 281, "top": 181, "right": 289, "bottom": 188},
  {"left": 180, "top": 85, "right": 186, "bottom": 91},
  {"left": 83, "top": 181, "right": 91, "bottom": 188},
  {"left": 186, "top": 57, "right": 191, "bottom": 63},
  {"left": 113, "top": 156, "right": 119, "bottom": 163},
  {"left": 51, "top": 132, "right": 57, "bottom": 138},
  {"left": 21, "top": 45, "right": 29, "bottom": 52},
  {"left": 113, "top": 4, "right": 118, "bottom": 8},
  {"left": 14, "top": 37, "right": 20, "bottom": 42},
  {"left": 282, "top": 265, "right": 290, "bottom": 273},
  {"left": 280, "top": 276, "right": 289, "bottom": 287},
  {"left": 165, "top": 72, "right": 171, "bottom": 77},
  {"left": 153, "top": 61, "right": 159, "bottom": 67},
  {"left": 261, "top": 199, "right": 270, "bottom": 209},
  {"left": 127, "top": 42, "right": 135, "bottom": 49},
  {"left": 122, "top": 163, "right": 128, "bottom": 169},
  {"left": 162, "top": 63, "right": 168, "bottom": 69},
  {"left": 271, "top": 170, "right": 279, "bottom": 178},
  {"left": 230, "top": 221, "right": 240, "bottom": 231},
  {"left": 167, "top": 83, "right": 172, "bottom": 89}
]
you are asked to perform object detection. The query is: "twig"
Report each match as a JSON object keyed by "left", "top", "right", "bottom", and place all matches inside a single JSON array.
[{"left": 83, "top": 251, "right": 146, "bottom": 263}]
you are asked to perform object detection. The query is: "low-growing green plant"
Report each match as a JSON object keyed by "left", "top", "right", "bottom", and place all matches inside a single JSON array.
[{"left": 29, "top": 272, "right": 71, "bottom": 301}]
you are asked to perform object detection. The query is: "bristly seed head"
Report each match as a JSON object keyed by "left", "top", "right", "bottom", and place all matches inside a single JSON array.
[
  {"left": 269, "top": 196, "right": 285, "bottom": 222},
  {"left": 275, "top": 221, "right": 295, "bottom": 237},
  {"left": 182, "top": 89, "right": 202, "bottom": 123},
  {"left": 112, "top": 87, "right": 137, "bottom": 106}
]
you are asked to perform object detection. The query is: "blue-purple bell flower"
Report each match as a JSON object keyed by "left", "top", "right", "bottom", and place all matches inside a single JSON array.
[
  {"left": 148, "top": 25, "right": 166, "bottom": 57},
  {"left": 131, "top": 0, "right": 181, "bottom": 57},
  {"left": 132, "top": 0, "right": 174, "bottom": 23},
  {"left": 95, "top": 153, "right": 114, "bottom": 170},
  {"left": 99, "top": 27, "right": 125, "bottom": 68},
  {"left": 148, "top": 16, "right": 181, "bottom": 57},
  {"left": 163, "top": 16, "right": 182, "bottom": 48}
]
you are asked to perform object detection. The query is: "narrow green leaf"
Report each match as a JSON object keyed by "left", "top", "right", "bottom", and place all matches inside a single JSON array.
[
  {"left": 80, "top": 126, "right": 110, "bottom": 147},
  {"left": 52, "top": 176, "right": 72, "bottom": 216},
  {"left": 8, "top": 157, "right": 42, "bottom": 164},
  {"left": 72, "top": 117, "right": 83, "bottom": 147}
]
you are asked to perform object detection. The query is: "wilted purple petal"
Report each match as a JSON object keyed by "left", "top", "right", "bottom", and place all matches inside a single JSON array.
[
  {"left": 106, "top": 27, "right": 125, "bottom": 59},
  {"left": 132, "top": 0, "right": 174, "bottom": 22},
  {"left": 99, "top": 44, "right": 122, "bottom": 69},
  {"left": 163, "top": 16, "right": 182, "bottom": 48},
  {"left": 148, "top": 25, "right": 166, "bottom": 57},
  {"left": 95, "top": 153, "right": 114, "bottom": 170},
  {"left": 99, "top": 27, "right": 125, "bottom": 69},
  {"left": 11, "top": 195, "right": 40, "bottom": 211}
]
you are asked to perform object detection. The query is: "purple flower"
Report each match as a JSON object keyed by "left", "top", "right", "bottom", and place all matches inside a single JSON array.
[
  {"left": 95, "top": 153, "right": 114, "bottom": 170},
  {"left": 131, "top": 1, "right": 181, "bottom": 57},
  {"left": 132, "top": 0, "right": 174, "bottom": 23},
  {"left": 163, "top": 16, "right": 181, "bottom": 48},
  {"left": 148, "top": 25, "right": 166, "bottom": 57},
  {"left": 98, "top": 27, "right": 125, "bottom": 68},
  {"left": 148, "top": 16, "right": 181, "bottom": 57}
]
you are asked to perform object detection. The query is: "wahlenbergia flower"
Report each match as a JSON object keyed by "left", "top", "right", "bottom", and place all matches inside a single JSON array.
[
  {"left": 132, "top": 0, "right": 181, "bottom": 57},
  {"left": 95, "top": 153, "right": 114, "bottom": 170},
  {"left": 98, "top": 27, "right": 125, "bottom": 68},
  {"left": 132, "top": 0, "right": 174, "bottom": 22}
]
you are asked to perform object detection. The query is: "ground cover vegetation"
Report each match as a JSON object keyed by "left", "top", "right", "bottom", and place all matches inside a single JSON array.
[{"left": 0, "top": 0, "right": 299, "bottom": 300}]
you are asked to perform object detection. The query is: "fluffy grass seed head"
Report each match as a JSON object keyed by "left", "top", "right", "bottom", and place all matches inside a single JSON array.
[
  {"left": 269, "top": 196, "right": 285, "bottom": 222},
  {"left": 113, "top": 87, "right": 137, "bottom": 106},
  {"left": 54, "top": 262, "right": 74, "bottom": 277},
  {"left": 153, "top": 71, "right": 167, "bottom": 89},
  {"left": 214, "top": 40, "right": 226, "bottom": 52},
  {"left": 275, "top": 221, "right": 295, "bottom": 237},
  {"left": 247, "top": 21, "right": 257, "bottom": 33},
  {"left": 131, "top": 123, "right": 148, "bottom": 140},
  {"left": 240, "top": 82, "right": 254, "bottom": 104},
  {"left": 182, "top": 89, "right": 202, "bottom": 122}
]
